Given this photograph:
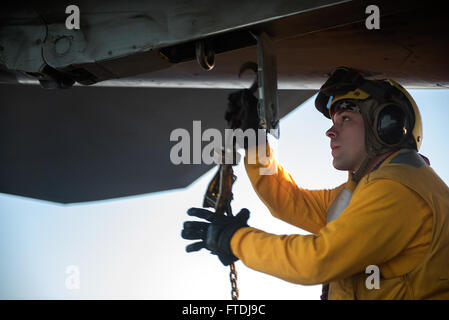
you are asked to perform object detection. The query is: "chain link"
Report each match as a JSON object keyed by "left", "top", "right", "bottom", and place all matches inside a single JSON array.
[{"left": 230, "top": 262, "right": 239, "bottom": 300}]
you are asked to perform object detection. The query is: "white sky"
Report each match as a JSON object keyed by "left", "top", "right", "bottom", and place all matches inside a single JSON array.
[{"left": 1, "top": 89, "right": 448, "bottom": 299}]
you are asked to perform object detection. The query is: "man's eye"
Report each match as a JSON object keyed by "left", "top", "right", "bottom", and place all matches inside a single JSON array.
[{"left": 342, "top": 116, "right": 350, "bottom": 121}]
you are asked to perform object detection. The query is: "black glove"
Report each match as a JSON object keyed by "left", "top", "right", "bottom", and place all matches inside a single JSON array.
[
  {"left": 181, "top": 207, "right": 250, "bottom": 266},
  {"left": 225, "top": 89, "right": 260, "bottom": 131},
  {"left": 225, "top": 89, "right": 267, "bottom": 150}
]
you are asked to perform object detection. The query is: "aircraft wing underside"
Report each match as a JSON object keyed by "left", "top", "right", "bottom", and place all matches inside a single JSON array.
[{"left": 0, "top": 85, "right": 316, "bottom": 203}]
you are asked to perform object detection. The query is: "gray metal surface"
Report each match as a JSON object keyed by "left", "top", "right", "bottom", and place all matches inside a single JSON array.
[
  {"left": 2, "top": 0, "right": 447, "bottom": 89},
  {"left": 1, "top": 0, "right": 348, "bottom": 77},
  {"left": 254, "top": 32, "right": 279, "bottom": 132}
]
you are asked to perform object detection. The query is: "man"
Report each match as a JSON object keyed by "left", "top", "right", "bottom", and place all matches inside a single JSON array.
[{"left": 181, "top": 67, "right": 449, "bottom": 299}]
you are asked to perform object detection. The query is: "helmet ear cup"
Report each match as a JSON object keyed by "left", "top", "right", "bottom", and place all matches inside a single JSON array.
[{"left": 376, "top": 104, "right": 407, "bottom": 146}]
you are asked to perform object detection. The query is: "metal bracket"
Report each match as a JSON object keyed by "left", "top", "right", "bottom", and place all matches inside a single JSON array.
[{"left": 251, "top": 31, "right": 280, "bottom": 138}]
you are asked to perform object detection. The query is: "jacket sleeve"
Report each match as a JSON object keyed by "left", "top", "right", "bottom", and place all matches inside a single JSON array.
[
  {"left": 244, "top": 144, "right": 344, "bottom": 234},
  {"left": 230, "top": 178, "right": 432, "bottom": 285}
]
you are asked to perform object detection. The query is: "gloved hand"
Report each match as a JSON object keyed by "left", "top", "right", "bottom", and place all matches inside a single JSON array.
[
  {"left": 225, "top": 89, "right": 260, "bottom": 132},
  {"left": 181, "top": 207, "right": 250, "bottom": 266},
  {"left": 225, "top": 89, "right": 267, "bottom": 150}
]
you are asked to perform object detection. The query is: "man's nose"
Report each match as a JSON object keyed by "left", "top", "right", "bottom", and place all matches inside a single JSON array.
[{"left": 326, "top": 125, "right": 337, "bottom": 139}]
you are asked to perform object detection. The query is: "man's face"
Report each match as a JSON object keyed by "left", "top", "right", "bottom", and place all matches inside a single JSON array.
[{"left": 326, "top": 109, "right": 367, "bottom": 172}]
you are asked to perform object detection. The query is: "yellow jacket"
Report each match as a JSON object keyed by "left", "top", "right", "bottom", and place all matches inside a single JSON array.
[{"left": 230, "top": 146, "right": 449, "bottom": 299}]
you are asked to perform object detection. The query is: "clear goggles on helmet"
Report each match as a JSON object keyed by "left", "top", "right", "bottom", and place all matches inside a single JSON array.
[{"left": 330, "top": 100, "right": 361, "bottom": 120}]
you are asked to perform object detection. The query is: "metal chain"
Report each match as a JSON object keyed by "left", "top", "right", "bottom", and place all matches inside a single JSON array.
[
  {"left": 203, "top": 105, "right": 244, "bottom": 300},
  {"left": 226, "top": 200, "right": 239, "bottom": 301},
  {"left": 230, "top": 262, "right": 239, "bottom": 300}
]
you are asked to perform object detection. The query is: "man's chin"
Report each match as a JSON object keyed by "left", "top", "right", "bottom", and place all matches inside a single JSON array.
[{"left": 332, "top": 159, "right": 350, "bottom": 171}]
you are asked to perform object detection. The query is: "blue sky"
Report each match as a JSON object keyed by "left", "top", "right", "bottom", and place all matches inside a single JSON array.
[{"left": 1, "top": 89, "right": 448, "bottom": 299}]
